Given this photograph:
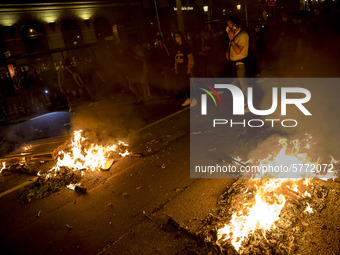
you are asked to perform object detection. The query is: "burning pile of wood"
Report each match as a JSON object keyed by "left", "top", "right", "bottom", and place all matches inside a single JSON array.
[
  {"left": 200, "top": 136, "right": 340, "bottom": 254},
  {"left": 200, "top": 178, "right": 339, "bottom": 255},
  {"left": 0, "top": 130, "right": 130, "bottom": 203}
]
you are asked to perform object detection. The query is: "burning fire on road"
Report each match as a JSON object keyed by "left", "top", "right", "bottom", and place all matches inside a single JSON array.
[
  {"left": 38, "top": 130, "right": 130, "bottom": 193},
  {"left": 0, "top": 162, "right": 6, "bottom": 174},
  {"left": 0, "top": 130, "right": 130, "bottom": 202},
  {"left": 46, "top": 130, "right": 129, "bottom": 177},
  {"left": 201, "top": 136, "right": 340, "bottom": 254}
]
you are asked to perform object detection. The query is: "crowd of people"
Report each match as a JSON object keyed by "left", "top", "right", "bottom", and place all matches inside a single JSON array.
[
  {"left": 0, "top": 12, "right": 325, "bottom": 121},
  {"left": 0, "top": 55, "right": 108, "bottom": 120}
]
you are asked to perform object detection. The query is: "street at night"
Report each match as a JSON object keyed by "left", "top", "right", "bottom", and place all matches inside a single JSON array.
[{"left": 1, "top": 0, "right": 340, "bottom": 255}]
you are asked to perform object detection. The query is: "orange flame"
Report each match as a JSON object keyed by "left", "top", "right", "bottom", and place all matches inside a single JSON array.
[
  {"left": 66, "top": 183, "right": 79, "bottom": 190},
  {"left": 0, "top": 162, "right": 6, "bottom": 174},
  {"left": 217, "top": 136, "right": 338, "bottom": 252},
  {"left": 47, "top": 130, "right": 129, "bottom": 178},
  {"left": 218, "top": 179, "right": 286, "bottom": 250}
]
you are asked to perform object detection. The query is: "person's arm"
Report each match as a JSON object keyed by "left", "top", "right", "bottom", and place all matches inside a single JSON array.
[
  {"left": 228, "top": 32, "right": 248, "bottom": 56},
  {"left": 66, "top": 66, "right": 73, "bottom": 74},
  {"left": 229, "top": 40, "right": 244, "bottom": 55}
]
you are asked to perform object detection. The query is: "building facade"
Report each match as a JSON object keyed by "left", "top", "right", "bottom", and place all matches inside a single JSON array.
[{"left": 0, "top": 0, "right": 144, "bottom": 66}]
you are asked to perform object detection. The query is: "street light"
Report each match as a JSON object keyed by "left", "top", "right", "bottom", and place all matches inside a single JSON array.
[
  {"left": 203, "top": 6, "right": 208, "bottom": 12},
  {"left": 153, "top": 0, "right": 163, "bottom": 37},
  {"left": 236, "top": 4, "right": 241, "bottom": 10}
]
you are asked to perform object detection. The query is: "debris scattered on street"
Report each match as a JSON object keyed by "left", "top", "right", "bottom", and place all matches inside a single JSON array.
[
  {"left": 74, "top": 185, "right": 87, "bottom": 194},
  {"left": 66, "top": 224, "right": 73, "bottom": 230},
  {"left": 143, "top": 210, "right": 153, "bottom": 220}
]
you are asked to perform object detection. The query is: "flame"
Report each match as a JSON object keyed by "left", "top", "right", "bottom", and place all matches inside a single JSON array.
[
  {"left": 23, "top": 144, "right": 32, "bottom": 151},
  {"left": 48, "top": 130, "right": 129, "bottom": 176},
  {"left": 66, "top": 183, "right": 76, "bottom": 190},
  {"left": 217, "top": 136, "right": 338, "bottom": 252},
  {"left": 218, "top": 179, "right": 286, "bottom": 251},
  {"left": 66, "top": 183, "right": 81, "bottom": 190},
  {"left": 119, "top": 150, "right": 130, "bottom": 157},
  {"left": 118, "top": 141, "right": 129, "bottom": 147},
  {"left": 304, "top": 202, "right": 313, "bottom": 214},
  {"left": 253, "top": 138, "right": 336, "bottom": 179},
  {"left": 0, "top": 162, "right": 6, "bottom": 174}
]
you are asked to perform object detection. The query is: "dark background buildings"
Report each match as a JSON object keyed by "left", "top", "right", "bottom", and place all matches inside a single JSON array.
[{"left": 0, "top": 0, "right": 339, "bottom": 71}]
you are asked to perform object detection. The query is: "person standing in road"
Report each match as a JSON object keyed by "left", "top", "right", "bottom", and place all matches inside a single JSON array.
[
  {"left": 150, "top": 36, "right": 172, "bottom": 95},
  {"left": 173, "top": 31, "right": 194, "bottom": 107},
  {"left": 226, "top": 17, "right": 249, "bottom": 79},
  {"left": 226, "top": 17, "right": 250, "bottom": 111}
]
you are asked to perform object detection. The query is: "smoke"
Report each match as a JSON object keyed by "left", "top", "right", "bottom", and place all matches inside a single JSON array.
[
  {"left": 68, "top": 43, "right": 157, "bottom": 144},
  {"left": 254, "top": 23, "right": 340, "bottom": 160},
  {"left": 0, "top": 112, "right": 72, "bottom": 157},
  {"left": 257, "top": 78, "right": 340, "bottom": 159},
  {"left": 70, "top": 98, "right": 144, "bottom": 144}
]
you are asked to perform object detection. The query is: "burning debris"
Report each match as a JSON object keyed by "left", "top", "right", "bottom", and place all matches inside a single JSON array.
[
  {"left": 200, "top": 136, "right": 340, "bottom": 254},
  {"left": 201, "top": 178, "right": 339, "bottom": 255},
  {"left": 14, "top": 130, "right": 129, "bottom": 202},
  {"left": 66, "top": 183, "right": 87, "bottom": 194},
  {"left": 0, "top": 162, "right": 6, "bottom": 174},
  {"left": 47, "top": 130, "right": 129, "bottom": 174},
  {"left": 0, "top": 161, "right": 40, "bottom": 176},
  {"left": 20, "top": 167, "right": 83, "bottom": 202}
]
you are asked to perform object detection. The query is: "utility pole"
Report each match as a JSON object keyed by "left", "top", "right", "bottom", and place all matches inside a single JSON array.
[
  {"left": 245, "top": 0, "right": 249, "bottom": 28},
  {"left": 176, "top": 0, "right": 185, "bottom": 34},
  {"left": 153, "top": 0, "right": 163, "bottom": 37}
]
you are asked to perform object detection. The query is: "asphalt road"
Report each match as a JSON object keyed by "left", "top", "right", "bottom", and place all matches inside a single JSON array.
[
  {"left": 3, "top": 80, "right": 336, "bottom": 254},
  {"left": 0, "top": 88, "right": 277, "bottom": 254},
  {"left": 2, "top": 35, "right": 340, "bottom": 254},
  {"left": 0, "top": 94, "right": 211, "bottom": 254}
]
